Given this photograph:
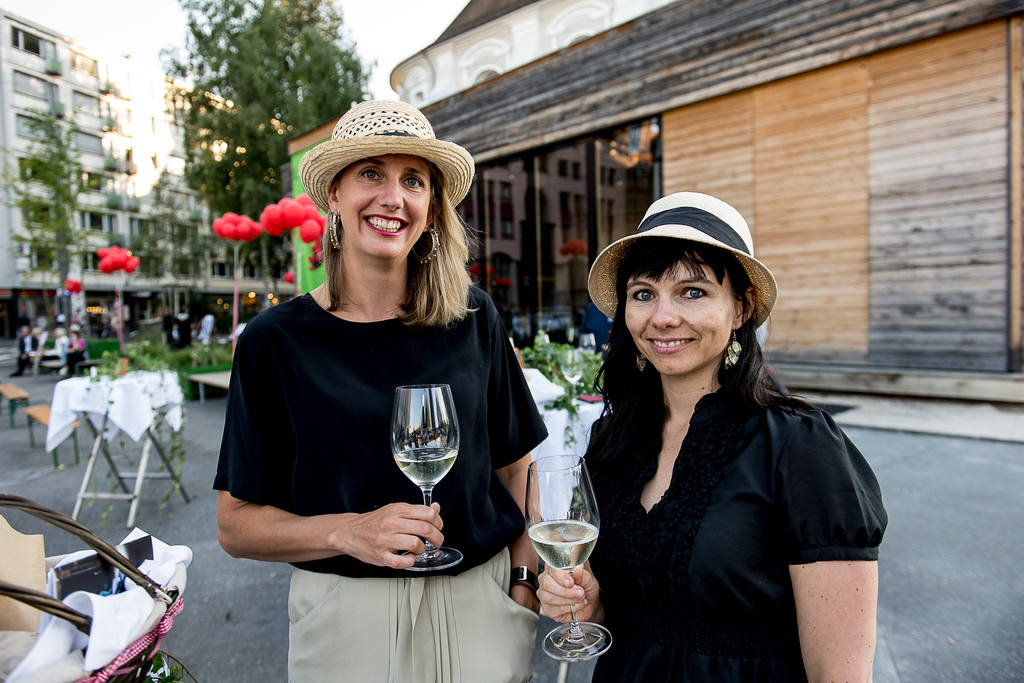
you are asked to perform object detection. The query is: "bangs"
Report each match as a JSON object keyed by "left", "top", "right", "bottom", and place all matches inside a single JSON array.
[{"left": 616, "top": 238, "right": 731, "bottom": 300}]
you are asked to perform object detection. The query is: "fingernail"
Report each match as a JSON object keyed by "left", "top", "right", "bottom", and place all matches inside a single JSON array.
[
  {"left": 583, "top": 598, "right": 589, "bottom": 606},
  {"left": 564, "top": 579, "right": 573, "bottom": 588},
  {"left": 576, "top": 589, "right": 584, "bottom": 599}
]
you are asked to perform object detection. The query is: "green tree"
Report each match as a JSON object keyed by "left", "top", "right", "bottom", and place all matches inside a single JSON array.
[
  {"left": 166, "top": 0, "right": 368, "bottom": 295},
  {"left": 3, "top": 112, "right": 87, "bottom": 320},
  {"left": 130, "top": 172, "right": 212, "bottom": 289}
]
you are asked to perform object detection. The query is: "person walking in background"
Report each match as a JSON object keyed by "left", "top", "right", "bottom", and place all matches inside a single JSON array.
[
  {"left": 52, "top": 327, "right": 69, "bottom": 376},
  {"left": 11, "top": 325, "right": 37, "bottom": 376},
  {"left": 215, "top": 100, "right": 546, "bottom": 682},
  {"left": 539, "top": 192, "right": 887, "bottom": 682}
]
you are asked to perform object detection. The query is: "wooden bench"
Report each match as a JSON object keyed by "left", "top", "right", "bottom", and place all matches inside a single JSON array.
[
  {"left": 0, "top": 384, "right": 29, "bottom": 428},
  {"left": 23, "top": 405, "right": 80, "bottom": 469},
  {"left": 187, "top": 370, "right": 232, "bottom": 404}
]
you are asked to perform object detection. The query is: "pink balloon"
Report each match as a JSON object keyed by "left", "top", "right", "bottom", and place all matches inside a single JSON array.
[
  {"left": 296, "top": 194, "right": 315, "bottom": 207},
  {"left": 283, "top": 272, "right": 295, "bottom": 284},
  {"left": 299, "top": 218, "right": 321, "bottom": 243},
  {"left": 284, "top": 202, "right": 305, "bottom": 228},
  {"left": 221, "top": 221, "right": 238, "bottom": 240},
  {"left": 124, "top": 257, "right": 138, "bottom": 274},
  {"left": 97, "top": 247, "right": 109, "bottom": 259}
]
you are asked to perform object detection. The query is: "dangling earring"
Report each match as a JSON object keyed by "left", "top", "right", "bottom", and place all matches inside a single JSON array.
[
  {"left": 329, "top": 213, "right": 341, "bottom": 249},
  {"left": 724, "top": 331, "right": 742, "bottom": 369},
  {"left": 416, "top": 228, "right": 439, "bottom": 265},
  {"left": 636, "top": 353, "right": 647, "bottom": 371}
]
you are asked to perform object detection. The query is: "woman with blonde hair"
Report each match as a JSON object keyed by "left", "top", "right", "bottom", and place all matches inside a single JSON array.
[{"left": 214, "top": 101, "right": 546, "bottom": 682}]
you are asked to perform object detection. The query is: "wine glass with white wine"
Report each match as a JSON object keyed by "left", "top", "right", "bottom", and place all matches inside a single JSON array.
[
  {"left": 560, "top": 348, "right": 584, "bottom": 387},
  {"left": 391, "top": 384, "right": 462, "bottom": 571},
  {"left": 527, "top": 455, "right": 612, "bottom": 661}
]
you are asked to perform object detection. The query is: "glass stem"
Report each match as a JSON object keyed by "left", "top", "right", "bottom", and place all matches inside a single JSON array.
[
  {"left": 420, "top": 486, "right": 438, "bottom": 553},
  {"left": 565, "top": 567, "right": 584, "bottom": 641}
]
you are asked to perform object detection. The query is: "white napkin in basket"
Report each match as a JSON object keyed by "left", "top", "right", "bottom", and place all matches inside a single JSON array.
[{"left": 7, "top": 529, "right": 191, "bottom": 681}]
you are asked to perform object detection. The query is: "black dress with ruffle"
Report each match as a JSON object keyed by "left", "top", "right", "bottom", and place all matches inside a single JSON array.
[{"left": 588, "top": 393, "right": 886, "bottom": 682}]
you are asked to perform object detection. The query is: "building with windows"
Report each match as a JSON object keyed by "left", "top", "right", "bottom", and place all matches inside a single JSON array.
[
  {"left": 381, "top": 0, "right": 1024, "bottom": 398},
  {"left": 0, "top": 10, "right": 293, "bottom": 339}
]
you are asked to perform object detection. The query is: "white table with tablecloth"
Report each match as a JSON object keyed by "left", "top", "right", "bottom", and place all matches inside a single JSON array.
[
  {"left": 523, "top": 368, "right": 604, "bottom": 459},
  {"left": 45, "top": 370, "right": 189, "bottom": 527}
]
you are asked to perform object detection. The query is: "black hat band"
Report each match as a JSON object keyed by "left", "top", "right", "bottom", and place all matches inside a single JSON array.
[{"left": 635, "top": 207, "right": 749, "bottom": 255}]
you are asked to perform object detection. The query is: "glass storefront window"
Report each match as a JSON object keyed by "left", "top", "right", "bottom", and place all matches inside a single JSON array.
[{"left": 458, "top": 117, "right": 660, "bottom": 346}]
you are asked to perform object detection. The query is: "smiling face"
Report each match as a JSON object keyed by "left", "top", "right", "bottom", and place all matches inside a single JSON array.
[
  {"left": 327, "top": 154, "right": 436, "bottom": 267},
  {"left": 625, "top": 260, "right": 748, "bottom": 391}
]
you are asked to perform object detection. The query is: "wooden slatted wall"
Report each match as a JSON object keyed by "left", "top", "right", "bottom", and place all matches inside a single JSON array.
[
  {"left": 663, "top": 66, "right": 871, "bottom": 361},
  {"left": 866, "top": 23, "right": 1009, "bottom": 370},
  {"left": 662, "top": 22, "right": 1012, "bottom": 369}
]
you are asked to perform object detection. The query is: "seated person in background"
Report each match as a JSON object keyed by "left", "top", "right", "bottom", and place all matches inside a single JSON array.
[{"left": 66, "top": 329, "right": 87, "bottom": 376}]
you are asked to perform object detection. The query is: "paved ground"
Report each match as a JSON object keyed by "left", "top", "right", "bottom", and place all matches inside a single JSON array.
[{"left": 1, "top": 366, "right": 1021, "bottom": 682}]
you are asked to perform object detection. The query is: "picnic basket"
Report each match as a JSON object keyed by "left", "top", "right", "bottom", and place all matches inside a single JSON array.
[{"left": 0, "top": 494, "right": 186, "bottom": 683}]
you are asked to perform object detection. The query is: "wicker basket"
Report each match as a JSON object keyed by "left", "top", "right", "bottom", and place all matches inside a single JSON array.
[{"left": 0, "top": 495, "right": 185, "bottom": 683}]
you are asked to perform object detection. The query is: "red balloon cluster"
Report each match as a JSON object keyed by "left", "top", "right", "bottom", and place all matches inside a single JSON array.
[
  {"left": 213, "top": 213, "right": 262, "bottom": 242},
  {"left": 97, "top": 246, "right": 140, "bottom": 274},
  {"left": 259, "top": 194, "right": 325, "bottom": 243},
  {"left": 64, "top": 279, "right": 83, "bottom": 294}
]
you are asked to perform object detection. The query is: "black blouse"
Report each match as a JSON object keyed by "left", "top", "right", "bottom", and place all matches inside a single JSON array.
[
  {"left": 214, "top": 288, "right": 548, "bottom": 579},
  {"left": 588, "top": 392, "right": 886, "bottom": 682}
]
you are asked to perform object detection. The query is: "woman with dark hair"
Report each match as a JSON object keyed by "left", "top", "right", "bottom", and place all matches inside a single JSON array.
[{"left": 538, "top": 192, "right": 886, "bottom": 682}]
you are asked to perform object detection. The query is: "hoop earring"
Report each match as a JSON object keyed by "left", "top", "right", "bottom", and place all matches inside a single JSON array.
[
  {"left": 329, "top": 213, "right": 341, "bottom": 250},
  {"left": 415, "top": 228, "right": 439, "bottom": 265},
  {"left": 636, "top": 353, "right": 647, "bottom": 371},
  {"left": 724, "top": 331, "right": 742, "bottom": 369}
]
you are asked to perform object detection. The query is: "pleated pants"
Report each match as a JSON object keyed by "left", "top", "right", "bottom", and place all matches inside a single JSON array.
[{"left": 287, "top": 547, "right": 539, "bottom": 683}]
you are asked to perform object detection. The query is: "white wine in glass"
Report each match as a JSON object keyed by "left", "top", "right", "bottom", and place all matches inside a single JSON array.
[
  {"left": 560, "top": 348, "right": 584, "bottom": 386},
  {"left": 527, "top": 455, "right": 612, "bottom": 661},
  {"left": 391, "top": 384, "right": 463, "bottom": 571}
]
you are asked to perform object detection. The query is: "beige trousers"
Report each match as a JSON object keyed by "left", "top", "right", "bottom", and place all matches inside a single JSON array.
[{"left": 287, "top": 547, "right": 539, "bottom": 683}]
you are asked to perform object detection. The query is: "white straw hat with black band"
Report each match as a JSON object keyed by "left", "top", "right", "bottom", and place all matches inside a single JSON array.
[
  {"left": 587, "top": 192, "right": 777, "bottom": 327},
  {"left": 299, "top": 100, "right": 475, "bottom": 213}
]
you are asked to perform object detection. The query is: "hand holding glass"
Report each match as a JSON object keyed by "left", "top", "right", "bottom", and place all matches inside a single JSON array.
[
  {"left": 527, "top": 455, "right": 612, "bottom": 661},
  {"left": 391, "top": 384, "right": 462, "bottom": 571}
]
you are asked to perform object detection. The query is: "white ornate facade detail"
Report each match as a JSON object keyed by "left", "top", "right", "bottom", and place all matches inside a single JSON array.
[
  {"left": 546, "top": 1, "right": 611, "bottom": 51},
  {"left": 458, "top": 37, "right": 512, "bottom": 87},
  {"left": 393, "top": 0, "right": 676, "bottom": 106}
]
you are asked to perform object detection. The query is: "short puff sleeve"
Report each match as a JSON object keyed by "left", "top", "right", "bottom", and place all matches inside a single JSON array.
[{"left": 775, "top": 410, "right": 887, "bottom": 565}]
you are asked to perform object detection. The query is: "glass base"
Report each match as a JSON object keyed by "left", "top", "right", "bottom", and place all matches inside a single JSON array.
[
  {"left": 542, "top": 621, "right": 612, "bottom": 662},
  {"left": 404, "top": 546, "right": 463, "bottom": 572}
]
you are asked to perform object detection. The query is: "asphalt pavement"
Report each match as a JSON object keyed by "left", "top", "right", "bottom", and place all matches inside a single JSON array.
[{"left": 0, "top": 365, "right": 1021, "bottom": 682}]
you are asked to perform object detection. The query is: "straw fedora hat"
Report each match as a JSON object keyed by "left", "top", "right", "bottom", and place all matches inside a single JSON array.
[
  {"left": 298, "top": 100, "right": 475, "bottom": 213},
  {"left": 588, "top": 192, "right": 777, "bottom": 327}
]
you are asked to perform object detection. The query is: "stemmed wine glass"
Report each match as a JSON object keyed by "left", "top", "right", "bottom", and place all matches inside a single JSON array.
[
  {"left": 579, "top": 333, "right": 597, "bottom": 355},
  {"left": 527, "top": 455, "right": 612, "bottom": 661},
  {"left": 560, "top": 348, "right": 584, "bottom": 387},
  {"left": 391, "top": 384, "right": 463, "bottom": 571}
]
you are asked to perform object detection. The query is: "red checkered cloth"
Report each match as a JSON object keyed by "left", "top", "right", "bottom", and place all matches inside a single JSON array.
[{"left": 78, "top": 597, "right": 184, "bottom": 683}]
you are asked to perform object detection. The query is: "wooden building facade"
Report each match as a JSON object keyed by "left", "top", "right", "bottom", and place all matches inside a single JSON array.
[{"left": 421, "top": 0, "right": 1024, "bottom": 378}]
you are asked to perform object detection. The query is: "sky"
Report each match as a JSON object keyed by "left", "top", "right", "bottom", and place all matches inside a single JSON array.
[{"left": 0, "top": 0, "right": 470, "bottom": 98}]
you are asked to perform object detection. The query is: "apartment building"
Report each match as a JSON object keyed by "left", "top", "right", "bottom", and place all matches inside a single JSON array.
[{"left": 0, "top": 10, "right": 288, "bottom": 339}]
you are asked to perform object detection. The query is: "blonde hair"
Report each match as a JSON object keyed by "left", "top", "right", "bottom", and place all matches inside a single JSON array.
[{"left": 321, "top": 162, "right": 472, "bottom": 327}]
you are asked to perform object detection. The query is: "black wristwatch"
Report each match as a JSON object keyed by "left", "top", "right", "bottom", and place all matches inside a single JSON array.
[{"left": 510, "top": 566, "right": 539, "bottom": 594}]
